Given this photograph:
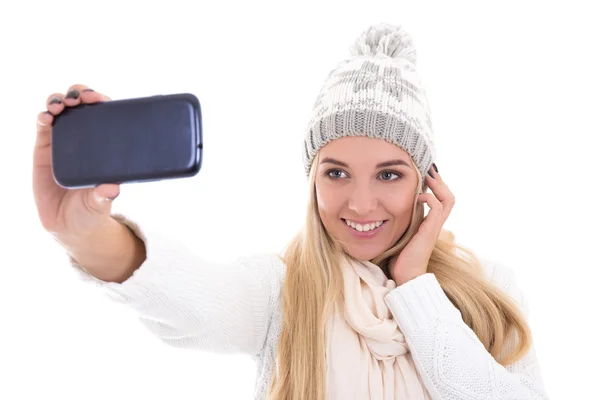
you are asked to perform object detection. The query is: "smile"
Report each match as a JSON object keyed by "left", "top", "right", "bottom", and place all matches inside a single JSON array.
[{"left": 343, "top": 219, "right": 386, "bottom": 232}]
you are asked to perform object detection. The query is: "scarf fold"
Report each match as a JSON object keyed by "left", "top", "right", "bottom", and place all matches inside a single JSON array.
[{"left": 325, "top": 256, "right": 431, "bottom": 400}]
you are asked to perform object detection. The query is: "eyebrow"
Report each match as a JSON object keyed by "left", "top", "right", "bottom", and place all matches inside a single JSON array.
[{"left": 320, "top": 157, "right": 411, "bottom": 169}]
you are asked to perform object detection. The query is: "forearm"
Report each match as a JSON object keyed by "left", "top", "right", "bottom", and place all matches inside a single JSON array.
[
  {"left": 384, "top": 273, "right": 549, "bottom": 399},
  {"left": 55, "top": 216, "right": 146, "bottom": 283}
]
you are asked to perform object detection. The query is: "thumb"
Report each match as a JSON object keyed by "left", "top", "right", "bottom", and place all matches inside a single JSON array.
[{"left": 88, "top": 184, "right": 121, "bottom": 213}]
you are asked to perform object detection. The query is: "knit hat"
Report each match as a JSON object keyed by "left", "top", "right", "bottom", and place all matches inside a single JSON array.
[{"left": 303, "top": 23, "right": 436, "bottom": 189}]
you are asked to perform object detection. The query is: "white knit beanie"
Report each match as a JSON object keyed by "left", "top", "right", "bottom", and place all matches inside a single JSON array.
[{"left": 303, "top": 23, "right": 436, "bottom": 188}]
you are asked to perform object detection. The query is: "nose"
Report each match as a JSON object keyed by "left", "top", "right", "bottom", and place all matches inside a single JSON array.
[{"left": 347, "top": 184, "right": 378, "bottom": 216}]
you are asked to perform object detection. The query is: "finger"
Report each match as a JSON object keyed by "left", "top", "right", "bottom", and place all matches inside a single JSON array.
[
  {"left": 425, "top": 168, "right": 455, "bottom": 206},
  {"left": 62, "top": 84, "right": 90, "bottom": 107},
  {"left": 85, "top": 184, "right": 121, "bottom": 214},
  {"left": 427, "top": 166, "right": 443, "bottom": 184},
  {"left": 93, "top": 184, "right": 120, "bottom": 201},
  {"left": 35, "top": 111, "right": 54, "bottom": 149},
  {"left": 37, "top": 85, "right": 112, "bottom": 156},
  {"left": 418, "top": 193, "right": 443, "bottom": 212},
  {"left": 63, "top": 83, "right": 112, "bottom": 106},
  {"left": 80, "top": 87, "right": 112, "bottom": 104},
  {"left": 419, "top": 189, "right": 454, "bottom": 226},
  {"left": 63, "top": 84, "right": 112, "bottom": 108},
  {"left": 417, "top": 193, "right": 444, "bottom": 234},
  {"left": 430, "top": 163, "right": 442, "bottom": 182},
  {"left": 46, "top": 92, "right": 65, "bottom": 116}
]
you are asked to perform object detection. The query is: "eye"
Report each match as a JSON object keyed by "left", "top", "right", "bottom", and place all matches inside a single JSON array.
[
  {"left": 379, "top": 170, "right": 402, "bottom": 181},
  {"left": 326, "top": 169, "right": 348, "bottom": 179}
]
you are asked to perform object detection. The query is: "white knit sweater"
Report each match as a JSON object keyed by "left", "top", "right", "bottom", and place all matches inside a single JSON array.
[{"left": 69, "top": 215, "right": 550, "bottom": 400}]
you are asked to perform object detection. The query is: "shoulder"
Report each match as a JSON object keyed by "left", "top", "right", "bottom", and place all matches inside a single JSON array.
[
  {"left": 241, "top": 252, "right": 287, "bottom": 271},
  {"left": 238, "top": 252, "right": 287, "bottom": 285},
  {"left": 478, "top": 256, "right": 530, "bottom": 316}
]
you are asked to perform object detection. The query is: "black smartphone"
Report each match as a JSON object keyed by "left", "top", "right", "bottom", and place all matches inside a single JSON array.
[{"left": 51, "top": 93, "right": 202, "bottom": 189}]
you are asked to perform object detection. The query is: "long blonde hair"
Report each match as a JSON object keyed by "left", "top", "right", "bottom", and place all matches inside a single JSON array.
[{"left": 267, "top": 153, "right": 532, "bottom": 400}]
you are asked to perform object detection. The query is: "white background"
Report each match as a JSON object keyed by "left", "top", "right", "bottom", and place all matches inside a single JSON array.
[{"left": 1, "top": 1, "right": 598, "bottom": 398}]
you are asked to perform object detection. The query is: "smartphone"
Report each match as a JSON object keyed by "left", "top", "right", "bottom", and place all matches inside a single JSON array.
[{"left": 51, "top": 93, "right": 202, "bottom": 189}]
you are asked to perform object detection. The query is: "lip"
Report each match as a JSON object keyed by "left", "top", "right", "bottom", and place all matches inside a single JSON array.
[{"left": 342, "top": 219, "right": 387, "bottom": 239}]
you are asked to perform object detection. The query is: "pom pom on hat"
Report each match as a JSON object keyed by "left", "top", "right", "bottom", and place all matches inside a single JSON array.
[{"left": 349, "top": 23, "right": 417, "bottom": 64}]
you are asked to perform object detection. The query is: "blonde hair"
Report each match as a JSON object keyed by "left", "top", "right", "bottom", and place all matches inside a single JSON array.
[{"left": 267, "top": 153, "right": 533, "bottom": 400}]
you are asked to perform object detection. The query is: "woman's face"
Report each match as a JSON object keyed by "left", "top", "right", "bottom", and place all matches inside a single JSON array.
[{"left": 315, "top": 136, "right": 420, "bottom": 261}]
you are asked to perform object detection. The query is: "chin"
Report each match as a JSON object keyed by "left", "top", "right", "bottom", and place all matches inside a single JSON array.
[{"left": 342, "top": 243, "right": 386, "bottom": 262}]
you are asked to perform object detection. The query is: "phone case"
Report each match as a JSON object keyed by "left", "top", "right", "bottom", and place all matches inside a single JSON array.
[{"left": 51, "top": 93, "right": 203, "bottom": 189}]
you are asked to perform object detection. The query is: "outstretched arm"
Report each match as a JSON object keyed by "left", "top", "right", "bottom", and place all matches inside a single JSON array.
[{"left": 69, "top": 214, "right": 286, "bottom": 357}]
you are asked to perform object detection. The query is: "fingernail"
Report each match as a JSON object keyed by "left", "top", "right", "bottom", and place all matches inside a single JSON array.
[
  {"left": 106, "top": 194, "right": 119, "bottom": 201},
  {"left": 94, "top": 194, "right": 108, "bottom": 203},
  {"left": 49, "top": 97, "right": 62, "bottom": 105},
  {"left": 82, "top": 88, "right": 94, "bottom": 92},
  {"left": 432, "top": 163, "right": 438, "bottom": 173},
  {"left": 65, "top": 90, "right": 80, "bottom": 100},
  {"left": 428, "top": 170, "right": 434, "bottom": 178}
]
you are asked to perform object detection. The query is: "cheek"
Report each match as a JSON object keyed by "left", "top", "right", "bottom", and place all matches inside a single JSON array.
[
  {"left": 382, "top": 191, "right": 415, "bottom": 222},
  {"left": 315, "top": 182, "right": 344, "bottom": 222}
]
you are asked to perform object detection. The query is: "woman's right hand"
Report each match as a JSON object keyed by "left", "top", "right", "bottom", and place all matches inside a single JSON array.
[{"left": 33, "top": 84, "right": 121, "bottom": 238}]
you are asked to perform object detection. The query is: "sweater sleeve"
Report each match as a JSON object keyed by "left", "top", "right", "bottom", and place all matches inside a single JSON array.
[
  {"left": 383, "top": 260, "right": 550, "bottom": 400},
  {"left": 67, "top": 213, "right": 286, "bottom": 358}
]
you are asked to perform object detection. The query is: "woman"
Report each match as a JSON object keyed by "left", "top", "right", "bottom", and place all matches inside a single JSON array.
[{"left": 33, "top": 24, "right": 549, "bottom": 399}]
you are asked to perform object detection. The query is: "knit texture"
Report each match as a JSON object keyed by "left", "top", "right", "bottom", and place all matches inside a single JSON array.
[
  {"left": 303, "top": 23, "right": 436, "bottom": 188},
  {"left": 325, "top": 255, "right": 432, "bottom": 399},
  {"left": 68, "top": 214, "right": 549, "bottom": 400}
]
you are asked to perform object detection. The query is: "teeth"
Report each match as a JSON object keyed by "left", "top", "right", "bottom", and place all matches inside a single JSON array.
[{"left": 344, "top": 219, "right": 383, "bottom": 232}]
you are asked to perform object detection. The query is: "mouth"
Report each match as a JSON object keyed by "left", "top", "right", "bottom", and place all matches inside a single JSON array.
[{"left": 342, "top": 218, "right": 388, "bottom": 237}]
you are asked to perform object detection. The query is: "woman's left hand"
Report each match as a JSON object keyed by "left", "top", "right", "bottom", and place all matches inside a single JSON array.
[{"left": 390, "top": 164, "right": 455, "bottom": 286}]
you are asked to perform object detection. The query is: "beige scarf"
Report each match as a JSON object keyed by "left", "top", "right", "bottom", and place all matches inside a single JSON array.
[{"left": 325, "top": 256, "right": 432, "bottom": 399}]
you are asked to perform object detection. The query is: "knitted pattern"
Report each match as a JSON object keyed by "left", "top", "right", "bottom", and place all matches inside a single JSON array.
[
  {"left": 303, "top": 23, "right": 436, "bottom": 187},
  {"left": 67, "top": 214, "right": 550, "bottom": 399}
]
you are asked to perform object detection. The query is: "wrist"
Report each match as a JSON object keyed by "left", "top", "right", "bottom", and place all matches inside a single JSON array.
[
  {"left": 57, "top": 217, "right": 146, "bottom": 283},
  {"left": 393, "top": 272, "right": 424, "bottom": 286},
  {"left": 53, "top": 216, "right": 116, "bottom": 250}
]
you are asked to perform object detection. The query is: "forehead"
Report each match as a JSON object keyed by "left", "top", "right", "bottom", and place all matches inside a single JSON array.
[{"left": 319, "top": 136, "right": 411, "bottom": 165}]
